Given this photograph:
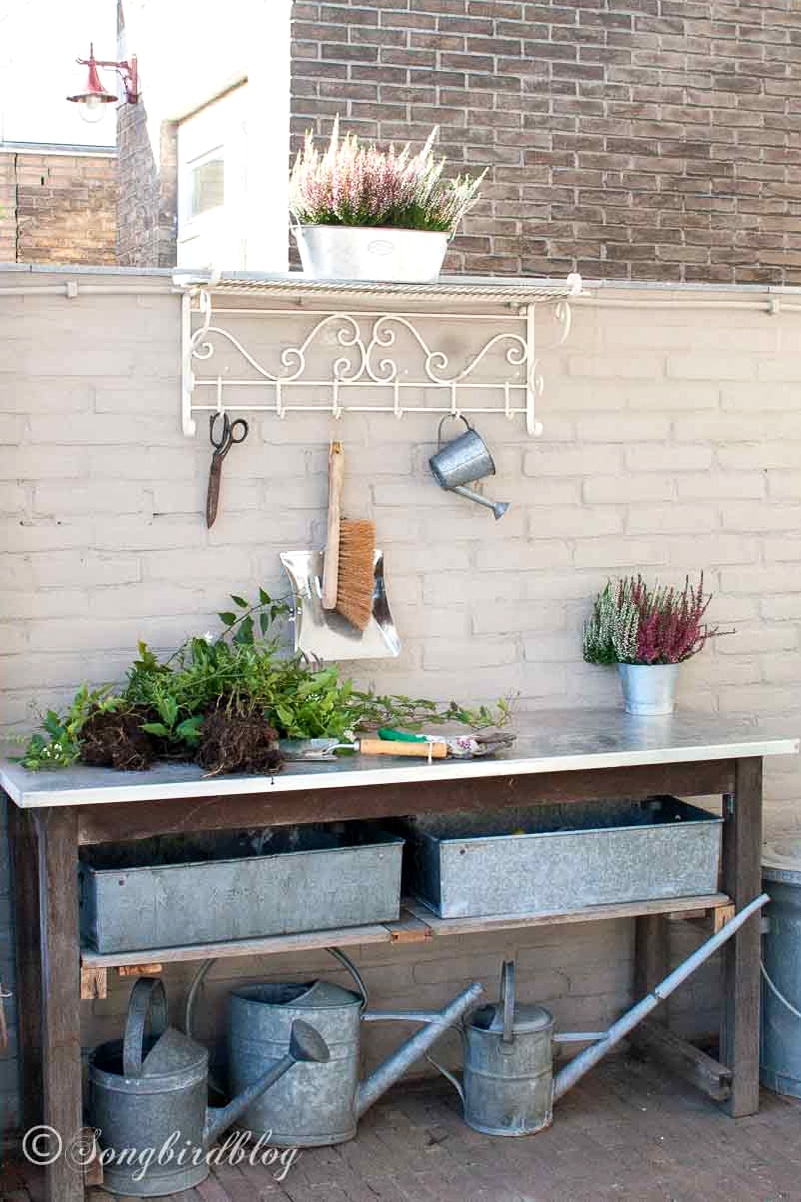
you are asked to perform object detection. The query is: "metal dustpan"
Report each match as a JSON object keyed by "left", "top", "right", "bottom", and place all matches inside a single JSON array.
[{"left": 280, "top": 548, "right": 401, "bottom": 661}]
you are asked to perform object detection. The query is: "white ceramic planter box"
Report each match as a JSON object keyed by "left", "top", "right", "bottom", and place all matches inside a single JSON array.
[{"left": 293, "top": 224, "right": 449, "bottom": 282}]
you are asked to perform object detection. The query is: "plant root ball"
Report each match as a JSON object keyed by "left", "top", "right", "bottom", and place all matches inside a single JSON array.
[
  {"left": 80, "top": 710, "right": 156, "bottom": 771},
  {"left": 197, "top": 711, "right": 284, "bottom": 776}
]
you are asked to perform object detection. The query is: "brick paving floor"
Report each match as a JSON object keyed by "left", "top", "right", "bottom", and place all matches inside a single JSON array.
[{"left": 3, "top": 1052, "right": 801, "bottom": 1201}]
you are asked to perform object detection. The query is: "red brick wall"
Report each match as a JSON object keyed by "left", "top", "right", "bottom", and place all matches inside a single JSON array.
[
  {"left": 116, "top": 101, "right": 178, "bottom": 268},
  {"left": 0, "top": 151, "right": 118, "bottom": 266},
  {"left": 290, "top": 0, "right": 801, "bottom": 284}
]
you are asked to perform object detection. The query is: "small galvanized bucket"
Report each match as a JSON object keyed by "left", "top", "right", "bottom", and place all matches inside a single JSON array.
[{"left": 618, "top": 662, "right": 679, "bottom": 717}]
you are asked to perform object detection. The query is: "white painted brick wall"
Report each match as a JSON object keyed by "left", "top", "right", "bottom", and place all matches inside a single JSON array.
[{"left": 3, "top": 272, "right": 801, "bottom": 1126}]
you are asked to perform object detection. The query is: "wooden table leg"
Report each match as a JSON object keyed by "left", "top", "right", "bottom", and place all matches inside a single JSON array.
[
  {"left": 634, "top": 913, "right": 670, "bottom": 1007},
  {"left": 720, "top": 756, "right": 763, "bottom": 1117},
  {"left": 8, "top": 799, "right": 43, "bottom": 1132},
  {"left": 34, "top": 806, "right": 84, "bottom": 1202}
]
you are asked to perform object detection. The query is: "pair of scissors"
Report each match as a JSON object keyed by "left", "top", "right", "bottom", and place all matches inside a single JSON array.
[{"left": 206, "top": 412, "right": 249, "bottom": 528}]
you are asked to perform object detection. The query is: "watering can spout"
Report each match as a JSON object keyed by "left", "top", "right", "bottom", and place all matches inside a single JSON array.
[
  {"left": 204, "top": 1019, "right": 329, "bottom": 1147},
  {"left": 452, "top": 484, "right": 510, "bottom": 520},
  {"left": 356, "top": 982, "right": 482, "bottom": 1118}
]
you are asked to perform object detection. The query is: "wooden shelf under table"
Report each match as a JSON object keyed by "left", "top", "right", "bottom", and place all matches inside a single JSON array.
[{"left": 80, "top": 891, "right": 733, "bottom": 974}]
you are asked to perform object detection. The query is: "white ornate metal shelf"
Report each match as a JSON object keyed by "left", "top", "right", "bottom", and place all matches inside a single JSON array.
[{"left": 177, "top": 271, "right": 584, "bottom": 438}]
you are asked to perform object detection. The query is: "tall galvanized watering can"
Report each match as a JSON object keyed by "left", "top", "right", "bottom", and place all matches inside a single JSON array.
[
  {"left": 89, "top": 977, "right": 329, "bottom": 1197},
  {"left": 430, "top": 897, "right": 770, "bottom": 1136},
  {"left": 429, "top": 961, "right": 556, "bottom": 1136},
  {"left": 228, "top": 950, "right": 482, "bottom": 1147},
  {"left": 429, "top": 415, "right": 510, "bottom": 520}
]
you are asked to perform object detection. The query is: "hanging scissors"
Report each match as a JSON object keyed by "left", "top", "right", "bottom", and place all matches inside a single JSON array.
[{"left": 206, "top": 412, "right": 249, "bottom": 528}]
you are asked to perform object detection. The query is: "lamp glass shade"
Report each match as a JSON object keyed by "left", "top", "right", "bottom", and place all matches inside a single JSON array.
[{"left": 77, "top": 94, "right": 108, "bottom": 124}]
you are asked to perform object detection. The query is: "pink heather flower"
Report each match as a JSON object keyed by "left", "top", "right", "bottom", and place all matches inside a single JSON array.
[{"left": 289, "top": 116, "right": 486, "bottom": 233}]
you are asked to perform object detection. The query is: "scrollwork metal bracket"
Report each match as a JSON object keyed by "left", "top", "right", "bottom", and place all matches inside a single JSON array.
[{"left": 180, "top": 275, "right": 582, "bottom": 437}]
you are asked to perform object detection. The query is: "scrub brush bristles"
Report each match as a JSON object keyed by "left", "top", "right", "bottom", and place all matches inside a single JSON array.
[{"left": 335, "top": 519, "right": 376, "bottom": 631}]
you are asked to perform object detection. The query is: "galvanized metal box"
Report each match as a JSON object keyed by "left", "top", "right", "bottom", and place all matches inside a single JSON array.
[
  {"left": 80, "top": 823, "right": 404, "bottom": 953},
  {"left": 400, "top": 797, "right": 722, "bottom": 919}
]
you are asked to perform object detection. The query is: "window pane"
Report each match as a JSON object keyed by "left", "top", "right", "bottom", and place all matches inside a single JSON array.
[{"left": 191, "top": 158, "right": 224, "bottom": 216}]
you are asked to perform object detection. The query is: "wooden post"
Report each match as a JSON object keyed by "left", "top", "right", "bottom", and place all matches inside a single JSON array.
[
  {"left": 34, "top": 807, "right": 84, "bottom": 1202},
  {"left": 720, "top": 757, "right": 763, "bottom": 1118},
  {"left": 8, "top": 799, "right": 44, "bottom": 1132},
  {"left": 634, "top": 914, "right": 670, "bottom": 1016}
]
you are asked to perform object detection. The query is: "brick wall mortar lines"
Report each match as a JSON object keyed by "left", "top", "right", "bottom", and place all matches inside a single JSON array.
[
  {"left": 289, "top": 0, "right": 801, "bottom": 285},
  {"left": 0, "top": 152, "right": 117, "bottom": 267},
  {"left": 2, "top": 272, "right": 801, "bottom": 1127}
]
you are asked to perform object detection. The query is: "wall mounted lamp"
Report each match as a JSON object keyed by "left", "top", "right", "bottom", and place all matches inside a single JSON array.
[{"left": 67, "top": 43, "right": 139, "bottom": 123}]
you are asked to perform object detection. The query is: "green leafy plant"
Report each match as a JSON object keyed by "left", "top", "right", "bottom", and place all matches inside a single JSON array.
[
  {"left": 20, "top": 685, "right": 123, "bottom": 769},
  {"left": 289, "top": 117, "right": 486, "bottom": 234},
  {"left": 583, "top": 574, "right": 721, "bottom": 666},
  {"left": 20, "top": 586, "right": 512, "bottom": 772}
]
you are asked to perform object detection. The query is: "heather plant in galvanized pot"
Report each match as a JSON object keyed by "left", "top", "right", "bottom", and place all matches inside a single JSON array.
[
  {"left": 289, "top": 117, "right": 486, "bottom": 282},
  {"left": 583, "top": 574, "right": 720, "bottom": 717}
]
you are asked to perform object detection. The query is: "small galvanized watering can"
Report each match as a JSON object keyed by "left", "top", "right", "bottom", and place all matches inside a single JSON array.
[
  {"left": 89, "top": 977, "right": 329, "bottom": 1197},
  {"left": 429, "top": 961, "right": 555, "bottom": 1136},
  {"left": 429, "top": 415, "right": 510, "bottom": 520},
  {"left": 430, "top": 899, "right": 772, "bottom": 1136},
  {"left": 228, "top": 950, "right": 482, "bottom": 1147}
]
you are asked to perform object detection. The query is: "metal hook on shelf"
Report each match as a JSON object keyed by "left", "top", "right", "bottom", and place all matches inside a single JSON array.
[
  {"left": 503, "top": 381, "right": 513, "bottom": 420},
  {"left": 393, "top": 380, "right": 404, "bottom": 420},
  {"left": 449, "top": 382, "right": 461, "bottom": 422},
  {"left": 275, "top": 380, "right": 286, "bottom": 420},
  {"left": 215, "top": 376, "right": 225, "bottom": 415},
  {"left": 331, "top": 380, "right": 343, "bottom": 421}
]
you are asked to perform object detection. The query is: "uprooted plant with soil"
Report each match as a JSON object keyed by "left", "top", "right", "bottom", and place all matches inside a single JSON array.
[{"left": 20, "top": 587, "right": 512, "bottom": 776}]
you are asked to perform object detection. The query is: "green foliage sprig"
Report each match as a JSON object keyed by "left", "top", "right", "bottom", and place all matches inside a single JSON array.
[{"left": 21, "top": 685, "right": 123, "bottom": 770}]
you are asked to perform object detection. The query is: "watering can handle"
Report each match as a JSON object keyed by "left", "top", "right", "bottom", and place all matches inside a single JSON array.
[
  {"left": 501, "top": 960, "right": 515, "bottom": 1044},
  {"left": 436, "top": 413, "right": 472, "bottom": 449},
  {"left": 123, "top": 977, "right": 169, "bottom": 1078}
]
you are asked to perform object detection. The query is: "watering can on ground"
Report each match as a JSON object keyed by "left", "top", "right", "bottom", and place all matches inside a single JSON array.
[
  {"left": 429, "top": 414, "right": 510, "bottom": 520},
  {"left": 428, "top": 961, "right": 556, "bottom": 1135},
  {"left": 88, "top": 976, "right": 329, "bottom": 1197},
  {"left": 227, "top": 948, "right": 483, "bottom": 1146},
  {"left": 430, "top": 896, "right": 771, "bottom": 1136}
]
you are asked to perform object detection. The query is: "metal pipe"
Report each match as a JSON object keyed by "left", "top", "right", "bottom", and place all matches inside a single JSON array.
[
  {"left": 361, "top": 1011, "right": 455, "bottom": 1025},
  {"left": 0, "top": 283, "right": 175, "bottom": 297},
  {"left": 356, "top": 982, "right": 483, "bottom": 1117},
  {"left": 553, "top": 892, "right": 769, "bottom": 1101}
]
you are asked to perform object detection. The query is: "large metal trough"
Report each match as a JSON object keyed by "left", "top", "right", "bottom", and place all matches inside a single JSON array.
[
  {"left": 80, "top": 822, "right": 404, "bottom": 953},
  {"left": 401, "top": 797, "right": 721, "bottom": 919}
]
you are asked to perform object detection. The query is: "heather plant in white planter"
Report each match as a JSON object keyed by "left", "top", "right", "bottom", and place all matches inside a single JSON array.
[
  {"left": 289, "top": 118, "right": 486, "bottom": 282},
  {"left": 582, "top": 574, "right": 720, "bottom": 716}
]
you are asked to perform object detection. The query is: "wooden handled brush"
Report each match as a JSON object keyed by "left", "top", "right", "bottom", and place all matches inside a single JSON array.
[
  {"left": 322, "top": 441, "right": 344, "bottom": 610},
  {"left": 322, "top": 441, "right": 376, "bottom": 632}
]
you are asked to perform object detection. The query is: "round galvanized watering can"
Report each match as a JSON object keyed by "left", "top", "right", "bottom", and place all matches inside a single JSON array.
[
  {"left": 228, "top": 950, "right": 482, "bottom": 1147},
  {"left": 428, "top": 415, "right": 510, "bottom": 520},
  {"left": 89, "top": 976, "right": 328, "bottom": 1197},
  {"left": 430, "top": 961, "right": 555, "bottom": 1136}
]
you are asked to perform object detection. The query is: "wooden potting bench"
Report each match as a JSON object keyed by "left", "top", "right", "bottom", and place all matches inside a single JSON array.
[{"left": 2, "top": 709, "right": 797, "bottom": 1202}]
